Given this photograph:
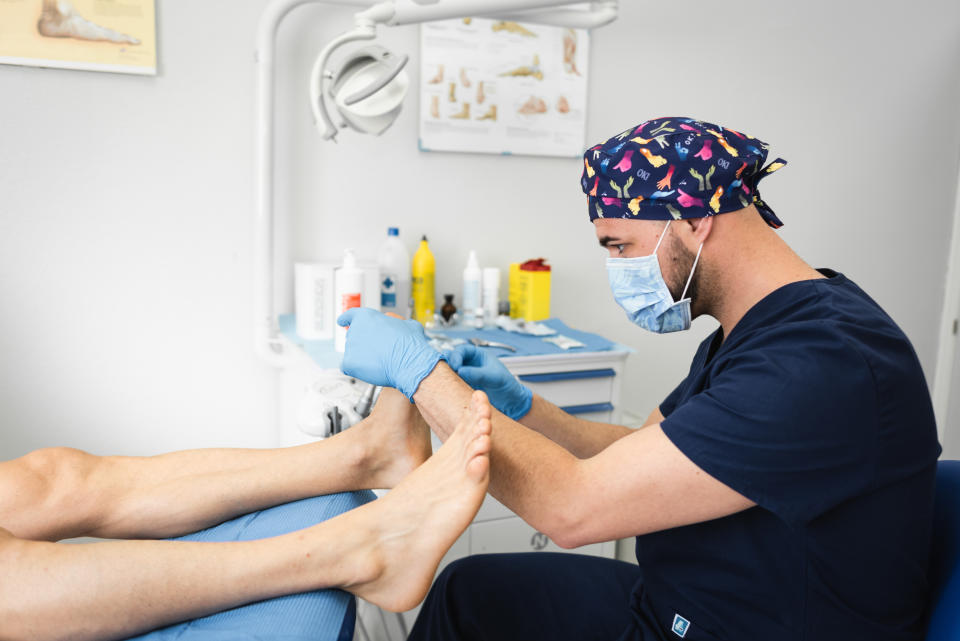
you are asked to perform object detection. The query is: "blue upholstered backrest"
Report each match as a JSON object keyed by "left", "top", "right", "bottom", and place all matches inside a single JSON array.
[{"left": 926, "top": 460, "right": 960, "bottom": 640}]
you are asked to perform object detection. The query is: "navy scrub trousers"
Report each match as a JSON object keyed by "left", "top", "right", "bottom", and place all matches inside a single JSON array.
[{"left": 408, "top": 552, "right": 642, "bottom": 641}]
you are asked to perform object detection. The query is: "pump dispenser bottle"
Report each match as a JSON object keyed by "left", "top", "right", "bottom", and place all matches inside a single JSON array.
[{"left": 334, "top": 249, "right": 363, "bottom": 352}]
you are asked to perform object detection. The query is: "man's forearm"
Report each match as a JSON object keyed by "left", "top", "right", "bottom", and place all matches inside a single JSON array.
[
  {"left": 519, "top": 394, "right": 633, "bottom": 458},
  {"left": 413, "top": 364, "right": 587, "bottom": 546}
]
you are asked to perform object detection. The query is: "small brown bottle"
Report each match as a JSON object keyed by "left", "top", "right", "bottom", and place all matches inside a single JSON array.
[{"left": 441, "top": 294, "right": 457, "bottom": 322}]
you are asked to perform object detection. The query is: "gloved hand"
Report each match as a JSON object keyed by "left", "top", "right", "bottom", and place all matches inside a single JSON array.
[
  {"left": 444, "top": 343, "right": 533, "bottom": 420},
  {"left": 337, "top": 308, "right": 444, "bottom": 400}
]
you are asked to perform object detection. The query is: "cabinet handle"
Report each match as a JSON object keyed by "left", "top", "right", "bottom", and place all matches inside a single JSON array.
[
  {"left": 560, "top": 402, "right": 614, "bottom": 415},
  {"left": 518, "top": 368, "right": 615, "bottom": 383}
]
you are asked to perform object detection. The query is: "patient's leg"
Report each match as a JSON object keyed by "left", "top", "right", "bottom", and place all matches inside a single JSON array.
[
  {"left": 0, "top": 392, "right": 492, "bottom": 640},
  {"left": 130, "top": 386, "right": 434, "bottom": 534},
  {"left": 0, "top": 388, "right": 432, "bottom": 542},
  {"left": 37, "top": 0, "right": 141, "bottom": 45}
]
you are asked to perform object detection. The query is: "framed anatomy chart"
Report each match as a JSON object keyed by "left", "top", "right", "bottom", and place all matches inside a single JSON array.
[
  {"left": 419, "top": 16, "right": 589, "bottom": 158},
  {"left": 0, "top": 0, "right": 157, "bottom": 75}
]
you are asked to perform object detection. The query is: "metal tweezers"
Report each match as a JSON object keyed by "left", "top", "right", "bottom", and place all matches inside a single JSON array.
[{"left": 469, "top": 337, "right": 517, "bottom": 352}]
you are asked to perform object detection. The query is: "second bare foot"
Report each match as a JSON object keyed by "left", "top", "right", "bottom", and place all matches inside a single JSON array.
[
  {"left": 356, "top": 387, "right": 433, "bottom": 489},
  {"left": 327, "top": 391, "right": 492, "bottom": 612}
]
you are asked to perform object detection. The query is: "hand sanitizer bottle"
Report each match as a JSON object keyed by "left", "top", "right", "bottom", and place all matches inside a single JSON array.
[{"left": 378, "top": 227, "right": 411, "bottom": 318}]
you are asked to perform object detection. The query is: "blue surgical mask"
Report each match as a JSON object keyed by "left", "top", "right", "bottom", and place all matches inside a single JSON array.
[{"left": 606, "top": 221, "right": 703, "bottom": 334}]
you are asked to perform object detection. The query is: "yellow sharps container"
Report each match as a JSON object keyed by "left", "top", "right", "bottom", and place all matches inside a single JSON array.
[{"left": 514, "top": 258, "right": 551, "bottom": 321}]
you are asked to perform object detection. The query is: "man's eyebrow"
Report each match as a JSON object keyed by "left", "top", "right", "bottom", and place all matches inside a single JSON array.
[{"left": 598, "top": 236, "right": 621, "bottom": 248}]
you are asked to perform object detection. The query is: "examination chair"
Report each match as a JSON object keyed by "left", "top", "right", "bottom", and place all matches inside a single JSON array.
[
  {"left": 125, "top": 490, "right": 376, "bottom": 641},
  {"left": 925, "top": 459, "right": 960, "bottom": 641}
]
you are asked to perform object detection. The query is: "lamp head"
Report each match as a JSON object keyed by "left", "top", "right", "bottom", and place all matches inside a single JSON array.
[{"left": 325, "top": 44, "right": 409, "bottom": 137}]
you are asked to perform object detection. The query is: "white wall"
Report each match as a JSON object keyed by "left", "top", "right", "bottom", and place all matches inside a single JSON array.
[
  {"left": 1, "top": 0, "right": 959, "bottom": 461},
  {"left": 0, "top": 2, "right": 277, "bottom": 456}
]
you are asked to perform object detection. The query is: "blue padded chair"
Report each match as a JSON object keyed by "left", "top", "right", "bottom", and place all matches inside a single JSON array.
[
  {"left": 126, "top": 490, "right": 376, "bottom": 641},
  {"left": 926, "top": 460, "right": 960, "bottom": 640}
]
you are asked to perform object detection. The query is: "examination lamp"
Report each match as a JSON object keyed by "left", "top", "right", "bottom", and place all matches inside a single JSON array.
[
  {"left": 309, "top": 0, "right": 619, "bottom": 141},
  {"left": 313, "top": 44, "right": 410, "bottom": 139},
  {"left": 256, "top": 0, "right": 620, "bottom": 364}
]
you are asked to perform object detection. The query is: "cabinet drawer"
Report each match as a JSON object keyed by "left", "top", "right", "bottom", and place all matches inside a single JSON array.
[
  {"left": 470, "top": 516, "right": 609, "bottom": 558},
  {"left": 517, "top": 368, "right": 615, "bottom": 407}
]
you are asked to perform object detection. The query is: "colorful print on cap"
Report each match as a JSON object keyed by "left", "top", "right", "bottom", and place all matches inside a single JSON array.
[{"left": 582, "top": 116, "right": 787, "bottom": 228}]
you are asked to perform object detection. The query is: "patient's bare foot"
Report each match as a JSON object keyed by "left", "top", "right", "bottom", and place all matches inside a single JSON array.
[
  {"left": 328, "top": 392, "right": 491, "bottom": 611},
  {"left": 357, "top": 387, "right": 433, "bottom": 488},
  {"left": 38, "top": 0, "right": 140, "bottom": 44}
]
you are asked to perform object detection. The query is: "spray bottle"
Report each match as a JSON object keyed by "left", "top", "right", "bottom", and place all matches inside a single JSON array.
[
  {"left": 411, "top": 235, "right": 436, "bottom": 325},
  {"left": 462, "top": 250, "right": 481, "bottom": 326}
]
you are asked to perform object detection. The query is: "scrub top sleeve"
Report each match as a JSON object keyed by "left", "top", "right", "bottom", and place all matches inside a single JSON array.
[
  {"left": 660, "top": 330, "right": 716, "bottom": 418},
  {"left": 660, "top": 326, "right": 880, "bottom": 525},
  {"left": 659, "top": 378, "right": 687, "bottom": 418}
]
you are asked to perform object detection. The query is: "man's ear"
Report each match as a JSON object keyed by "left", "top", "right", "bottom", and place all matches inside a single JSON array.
[{"left": 683, "top": 216, "right": 714, "bottom": 247}]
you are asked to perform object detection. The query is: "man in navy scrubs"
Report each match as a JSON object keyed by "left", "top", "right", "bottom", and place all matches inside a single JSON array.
[{"left": 338, "top": 117, "right": 942, "bottom": 641}]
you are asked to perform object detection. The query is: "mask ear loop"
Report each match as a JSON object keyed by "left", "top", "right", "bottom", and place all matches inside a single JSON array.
[
  {"left": 679, "top": 242, "right": 704, "bottom": 301},
  {"left": 653, "top": 220, "right": 671, "bottom": 255}
]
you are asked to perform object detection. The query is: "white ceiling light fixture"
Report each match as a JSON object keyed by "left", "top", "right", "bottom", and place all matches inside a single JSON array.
[{"left": 256, "top": 0, "right": 619, "bottom": 364}]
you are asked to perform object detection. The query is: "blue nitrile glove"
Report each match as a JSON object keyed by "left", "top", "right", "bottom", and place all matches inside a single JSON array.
[
  {"left": 444, "top": 343, "right": 533, "bottom": 420},
  {"left": 337, "top": 308, "right": 444, "bottom": 400}
]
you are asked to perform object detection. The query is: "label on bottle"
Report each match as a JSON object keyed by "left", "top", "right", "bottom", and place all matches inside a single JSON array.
[
  {"left": 381, "top": 272, "right": 397, "bottom": 308},
  {"left": 463, "top": 280, "right": 480, "bottom": 308},
  {"left": 412, "top": 274, "right": 435, "bottom": 324},
  {"left": 341, "top": 292, "right": 361, "bottom": 312}
]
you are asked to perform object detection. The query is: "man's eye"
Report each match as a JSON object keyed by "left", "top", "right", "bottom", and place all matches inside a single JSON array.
[{"left": 615, "top": 244, "right": 626, "bottom": 254}]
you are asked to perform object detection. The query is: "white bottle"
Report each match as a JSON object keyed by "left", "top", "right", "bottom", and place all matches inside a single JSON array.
[
  {"left": 377, "top": 227, "right": 411, "bottom": 318},
  {"left": 482, "top": 267, "right": 500, "bottom": 328},
  {"left": 462, "top": 250, "right": 482, "bottom": 326},
  {"left": 335, "top": 249, "right": 364, "bottom": 352}
]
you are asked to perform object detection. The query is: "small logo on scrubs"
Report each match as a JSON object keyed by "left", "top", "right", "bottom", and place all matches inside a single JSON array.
[
  {"left": 672, "top": 614, "right": 690, "bottom": 638},
  {"left": 530, "top": 532, "right": 549, "bottom": 550}
]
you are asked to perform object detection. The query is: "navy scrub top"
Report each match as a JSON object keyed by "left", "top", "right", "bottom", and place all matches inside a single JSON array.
[{"left": 637, "top": 269, "right": 941, "bottom": 641}]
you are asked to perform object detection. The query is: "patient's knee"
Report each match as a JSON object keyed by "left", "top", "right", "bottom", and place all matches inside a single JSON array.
[
  {"left": 23, "top": 447, "right": 94, "bottom": 485},
  {"left": 20, "top": 447, "right": 98, "bottom": 513}
]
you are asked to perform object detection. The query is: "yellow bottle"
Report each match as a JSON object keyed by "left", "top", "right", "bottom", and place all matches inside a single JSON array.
[{"left": 411, "top": 235, "right": 436, "bottom": 325}]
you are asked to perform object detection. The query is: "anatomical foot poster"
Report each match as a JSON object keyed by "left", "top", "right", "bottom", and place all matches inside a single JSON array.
[
  {"left": 0, "top": 0, "right": 156, "bottom": 75},
  {"left": 419, "top": 16, "right": 589, "bottom": 158}
]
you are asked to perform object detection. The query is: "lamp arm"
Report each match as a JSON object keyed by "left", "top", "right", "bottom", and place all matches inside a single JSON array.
[
  {"left": 491, "top": 1, "right": 618, "bottom": 29},
  {"left": 387, "top": 0, "right": 600, "bottom": 26}
]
